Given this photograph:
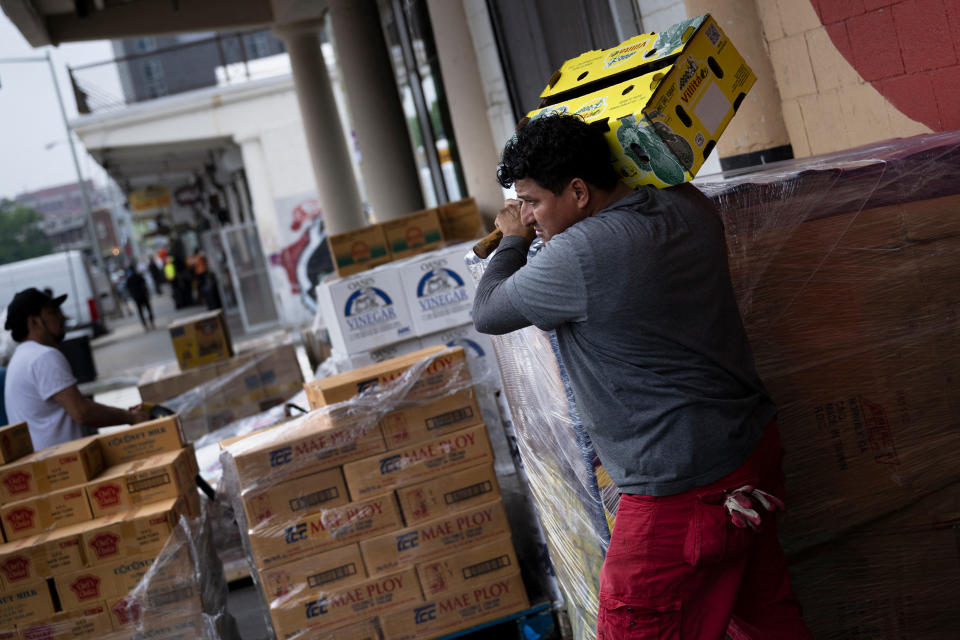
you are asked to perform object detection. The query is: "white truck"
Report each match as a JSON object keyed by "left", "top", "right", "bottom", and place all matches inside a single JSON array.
[{"left": 0, "top": 251, "right": 112, "bottom": 337}]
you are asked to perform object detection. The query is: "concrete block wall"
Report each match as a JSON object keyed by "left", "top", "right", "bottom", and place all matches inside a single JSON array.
[{"left": 759, "top": 0, "right": 936, "bottom": 157}]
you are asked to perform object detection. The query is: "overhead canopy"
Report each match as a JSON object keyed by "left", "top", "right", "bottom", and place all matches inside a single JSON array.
[{"left": 0, "top": 0, "right": 326, "bottom": 46}]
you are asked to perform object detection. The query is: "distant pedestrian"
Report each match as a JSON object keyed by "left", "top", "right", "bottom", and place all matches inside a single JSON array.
[
  {"left": 125, "top": 268, "right": 154, "bottom": 330},
  {"left": 149, "top": 259, "right": 165, "bottom": 294}
]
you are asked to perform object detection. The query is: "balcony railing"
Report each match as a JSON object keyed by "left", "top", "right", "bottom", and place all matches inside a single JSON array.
[{"left": 68, "top": 29, "right": 288, "bottom": 116}]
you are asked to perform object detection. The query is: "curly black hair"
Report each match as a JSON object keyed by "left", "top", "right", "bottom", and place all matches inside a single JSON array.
[{"left": 496, "top": 113, "right": 620, "bottom": 194}]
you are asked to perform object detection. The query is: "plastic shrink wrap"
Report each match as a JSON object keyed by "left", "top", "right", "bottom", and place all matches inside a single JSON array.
[
  {"left": 468, "top": 130, "right": 960, "bottom": 640},
  {"left": 0, "top": 500, "right": 239, "bottom": 640},
  {"left": 218, "top": 346, "right": 556, "bottom": 639}
]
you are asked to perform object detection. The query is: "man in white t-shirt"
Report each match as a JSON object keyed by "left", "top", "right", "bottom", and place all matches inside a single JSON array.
[{"left": 3, "top": 288, "right": 150, "bottom": 450}]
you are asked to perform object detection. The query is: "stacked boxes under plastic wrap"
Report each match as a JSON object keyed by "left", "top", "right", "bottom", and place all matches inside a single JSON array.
[
  {"left": 223, "top": 346, "right": 529, "bottom": 639},
  {"left": 138, "top": 343, "right": 305, "bottom": 442},
  {"left": 0, "top": 416, "right": 214, "bottom": 638}
]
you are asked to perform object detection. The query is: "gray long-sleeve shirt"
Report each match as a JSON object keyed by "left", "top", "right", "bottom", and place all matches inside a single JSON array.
[{"left": 473, "top": 184, "right": 775, "bottom": 496}]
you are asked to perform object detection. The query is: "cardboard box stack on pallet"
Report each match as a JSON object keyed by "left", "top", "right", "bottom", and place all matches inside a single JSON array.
[
  {"left": 0, "top": 416, "right": 224, "bottom": 638},
  {"left": 220, "top": 346, "right": 530, "bottom": 640},
  {"left": 138, "top": 330, "right": 304, "bottom": 442},
  {"left": 327, "top": 197, "right": 484, "bottom": 278}
]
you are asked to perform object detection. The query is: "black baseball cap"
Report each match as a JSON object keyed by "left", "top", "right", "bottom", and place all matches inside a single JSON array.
[{"left": 4, "top": 288, "right": 67, "bottom": 342}]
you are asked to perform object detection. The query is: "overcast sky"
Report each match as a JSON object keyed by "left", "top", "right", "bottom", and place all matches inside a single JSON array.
[{"left": 0, "top": 13, "right": 120, "bottom": 201}]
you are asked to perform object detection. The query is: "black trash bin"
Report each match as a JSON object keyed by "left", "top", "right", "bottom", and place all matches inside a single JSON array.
[{"left": 59, "top": 332, "right": 98, "bottom": 384}]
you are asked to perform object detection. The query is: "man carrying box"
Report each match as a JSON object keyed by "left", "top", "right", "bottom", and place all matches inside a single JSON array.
[
  {"left": 4, "top": 288, "right": 150, "bottom": 449},
  {"left": 473, "top": 114, "right": 811, "bottom": 639}
]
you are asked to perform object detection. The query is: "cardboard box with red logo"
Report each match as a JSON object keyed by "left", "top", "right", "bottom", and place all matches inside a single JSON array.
[
  {"left": 378, "top": 388, "right": 483, "bottom": 452},
  {"left": 0, "top": 523, "right": 88, "bottom": 587},
  {"left": 0, "top": 485, "right": 91, "bottom": 542},
  {"left": 54, "top": 546, "right": 192, "bottom": 613},
  {"left": 84, "top": 448, "right": 196, "bottom": 519},
  {"left": 241, "top": 468, "right": 348, "bottom": 531},
  {"left": 105, "top": 581, "right": 205, "bottom": 631},
  {"left": 18, "top": 600, "right": 112, "bottom": 640},
  {"left": 415, "top": 535, "right": 519, "bottom": 598},
  {"left": 381, "top": 572, "right": 528, "bottom": 640},
  {"left": 95, "top": 416, "right": 186, "bottom": 467},
  {"left": 381, "top": 209, "right": 444, "bottom": 260},
  {"left": 248, "top": 494, "right": 403, "bottom": 570},
  {"left": 80, "top": 496, "right": 182, "bottom": 565},
  {"left": 437, "top": 198, "right": 484, "bottom": 243},
  {"left": 327, "top": 224, "right": 392, "bottom": 278},
  {"left": 361, "top": 499, "right": 511, "bottom": 576},
  {"left": 395, "top": 463, "right": 500, "bottom": 526},
  {"left": 342, "top": 424, "right": 494, "bottom": 500},
  {"left": 221, "top": 417, "right": 386, "bottom": 492},
  {"left": 0, "top": 579, "right": 56, "bottom": 628},
  {"left": 304, "top": 346, "right": 466, "bottom": 409},
  {"left": 0, "top": 423, "right": 32, "bottom": 466},
  {"left": 268, "top": 568, "right": 422, "bottom": 640},
  {"left": 258, "top": 543, "right": 366, "bottom": 605},
  {"left": 167, "top": 309, "right": 234, "bottom": 370},
  {"left": 0, "top": 437, "right": 103, "bottom": 504}
]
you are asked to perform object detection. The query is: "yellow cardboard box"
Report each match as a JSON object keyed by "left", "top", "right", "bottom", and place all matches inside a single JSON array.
[
  {"left": 378, "top": 388, "right": 483, "bottom": 451},
  {"left": 529, "top": 14, "right": 755, "bottom": 189},
  {"left": 437, "top": 198, "right": 484, "bottom": 242},
  {"left": 361, "top": 499, "right": 510, "bottom": 576},
  {"left": 241, "top": 468, "right": 348, "bottom": 530},
  {"left": 416, "top": 535, "right": 519, "bottom": 597},
  {"left": 249, "top": 494, "right": 403, "bottom": 570},
  {"left": 80, "top": 497, "right": 182, "bottom": 565},
  {"left": 95, "top": 417, "right": 185, "bottom": 467},
  {"left": 342, "top": 424, "right": 493, "bottom": 500},
  {"left": 272, "top": 618, "right": 381, "bottom": 640},
  {"left": 269, "top": 568, "right": 421, "bottom": 639},
  {"left": 0, "top": 437, "right": 104, "bottom": 504},
  {"left": 304, "top": 346, "right": 466, "bottom": 408},
  {"left": 258, "top": 543, "right": 366, "bottom": 605},
  {"left": 0, "top": 580, "right": 56, "bottom": 629},
  {"left": 0, "top": 486, "right": 91, "bottom": 542},
  {"left": 0, "top": 424, "right": 32, "bottom": 466},
  {"left": 395, "top": 463, "right": 500, "bottom": 525},
  {"left": 18, "top": 600, "right": 112, "bottom": 640},
  {"left": 221, "top": 417, "right": 385, "bottom": 491},
  {"left": 381, "top": 209, "right": 444, "bottom": 260},
  {"left": 0, "top": 523, "right": 87, "bottom": 587},
  {"left": 106, "top": 589, "right": 205, "bottom": 631},
  {"left": 84, "top": 448, "right": 195, "bottom": 519},
  {"left": 381, "top": 571, "right": 528, "bottom": 640},
  {"left": 167, "top": 309, "right": 234, "bottom": 370},
  {"left": 328, "top": 225, "right": 392, "bottom": 278}
]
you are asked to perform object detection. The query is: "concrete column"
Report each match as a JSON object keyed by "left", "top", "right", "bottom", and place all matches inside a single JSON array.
[
  {"left": 276, "top": 20, "right": 366, "bottom": 234},
  {"left": 426, "top": 0, "right": 504, "bottom": 224},
  {"left": 327, "top": 0, "right": 424, "bottom": 222},
  {"left": 683, "top": 0, "right": 791, "bottom": 160}
]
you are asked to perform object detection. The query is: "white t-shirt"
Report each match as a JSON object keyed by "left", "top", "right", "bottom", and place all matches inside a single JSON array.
[{"left": 5, "top": 340, "right": 85, "bottom": 450}]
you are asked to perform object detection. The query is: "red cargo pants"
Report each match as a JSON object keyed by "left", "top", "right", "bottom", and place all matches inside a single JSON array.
[{"left": 597, "top": 421, "right": 812, "bottom": 640}]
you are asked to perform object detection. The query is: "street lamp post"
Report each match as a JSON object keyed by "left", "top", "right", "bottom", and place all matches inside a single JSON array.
[{"left": 0, "top": 50, "right": 110, "bottom": 281}]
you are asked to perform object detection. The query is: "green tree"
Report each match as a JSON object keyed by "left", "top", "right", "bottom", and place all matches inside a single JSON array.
[{"left": 0, "top": 200, "right": 53, "bottom": 265}]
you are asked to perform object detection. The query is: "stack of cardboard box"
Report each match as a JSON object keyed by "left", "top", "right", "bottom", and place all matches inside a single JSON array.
[
  {"left": 138, "top": 342, "right": 304, "bottom": 441},
  {"left": 222, "top": 346, "right": 530, "bottom": 639},
  {"left": 0, "top": 417, "right": 219, "bottom": 638},
  {"left": 327, "top": 197, "right": 485, "bottom": 278}
]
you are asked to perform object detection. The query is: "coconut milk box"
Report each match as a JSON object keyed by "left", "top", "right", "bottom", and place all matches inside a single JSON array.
[
  {"left": 398, "top": 243, "right": 477, "bottom": 337},
  {"left": 315, "top": 266, "right": 414, "bottom": 355}
]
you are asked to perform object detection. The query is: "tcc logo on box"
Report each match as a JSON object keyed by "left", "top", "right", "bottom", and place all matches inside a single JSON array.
[
  {"left": 285, "top": 523, "right": 307, "bottom": 544},
  {"left": 305, "top": 598, "right": 329, "bottom": 619},
  {"left": 414, "top": 604, "right": 437, "bottom": 624},
  {"left": 269, "top": 447, "right": 293, "bottom": 467},
  {"left": 397, "top": 531, "right": 419, "bottom": 551},
  {"left": 379, "top": 454, "right": 402, "bottom": 475}
]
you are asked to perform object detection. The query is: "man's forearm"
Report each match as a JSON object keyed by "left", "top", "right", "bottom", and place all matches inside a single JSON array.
[
  {"left": 473, "top": 235, "right": 533, "bottom": 334},
  {"left": 79, "top": 400, "right": 135, "bottom": 429}
]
